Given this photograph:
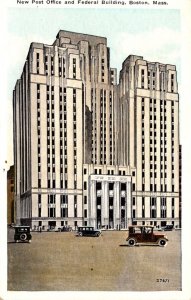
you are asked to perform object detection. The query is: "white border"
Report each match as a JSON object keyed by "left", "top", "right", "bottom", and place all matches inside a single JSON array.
[{"left": 1, "top": 0, "right": 191, "bottom": 299}]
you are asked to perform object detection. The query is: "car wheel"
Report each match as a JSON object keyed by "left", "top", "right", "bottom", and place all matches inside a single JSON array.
[
  {"left": 158, "top": 239, "right": 167, "bottom": 247},
  {"left": 127, "top": 238, "right": 136, "bottom": 247},
  {"left": 78, "top": 232, "right": 83, "bottom": 237},
  {"left": 20, "top": 233, "right": 27, "bottom": 241}
]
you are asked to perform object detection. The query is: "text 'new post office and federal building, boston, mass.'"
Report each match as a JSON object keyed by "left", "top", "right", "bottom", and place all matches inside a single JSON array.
[{"left": 16, "top": 0, "right": 169, "bottom": 6}]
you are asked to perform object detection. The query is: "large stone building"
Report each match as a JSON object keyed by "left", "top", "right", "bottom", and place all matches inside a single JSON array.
[
  {"left": 13, "top": 30, "right": 181, "bottom": 230},
  {"left": 7, "top": 165, "right": 15, "bottom": 225}
]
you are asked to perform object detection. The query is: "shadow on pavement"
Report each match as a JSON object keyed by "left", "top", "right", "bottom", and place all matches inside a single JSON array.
[{"left": 119, "top": 244, "right": 158, "bottom": 247}]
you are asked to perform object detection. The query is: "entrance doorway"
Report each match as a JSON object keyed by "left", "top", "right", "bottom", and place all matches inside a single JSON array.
[{"left": 48, "top": 221, "right": 56, "bottom": 229}]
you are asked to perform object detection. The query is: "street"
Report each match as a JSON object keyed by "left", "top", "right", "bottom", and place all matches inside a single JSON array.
[{"left": 8, "top": 229, "right": 181, "bottom": 291}]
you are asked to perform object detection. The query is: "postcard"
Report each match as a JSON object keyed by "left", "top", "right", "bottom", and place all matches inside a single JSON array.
[{"left": 0, "top": 0, "right": 191, "bottom": 300}]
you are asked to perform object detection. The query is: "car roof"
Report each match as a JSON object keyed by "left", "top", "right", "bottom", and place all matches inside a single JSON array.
[
  {"left": 14, "top": 225, "right": 30, "bottom": 228},
  {"left": 78, "top": 226, "right": 94, "bottom": 228}
]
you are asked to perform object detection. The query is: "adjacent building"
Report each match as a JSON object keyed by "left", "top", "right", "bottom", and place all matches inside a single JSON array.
[
  {"left": 7, "top": 165, "right": 15, "bottom": 224},
  {"left": 13, "top": 30, "right": 181, "bottom": 230}
]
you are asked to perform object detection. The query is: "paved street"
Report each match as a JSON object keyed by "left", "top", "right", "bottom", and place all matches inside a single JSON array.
[{"left": 8, "top": 229, "right": 181, "bottom": 291}]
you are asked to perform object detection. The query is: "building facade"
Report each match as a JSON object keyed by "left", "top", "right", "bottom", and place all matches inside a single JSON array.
[
  {"left": 13, "top": 30, "right": 181, "bottom": 230},
  {"left": 118, "top": 55, "right": 180, "bottom": 228},
  {"left": 7, "top": 165, "right": 15, "bottom": 224}
]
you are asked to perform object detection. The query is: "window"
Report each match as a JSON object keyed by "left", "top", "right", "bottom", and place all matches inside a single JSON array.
[
  {"left": 38, "top": 207, "right": 41, "bottom": 217},
  {"left": 61, "top": 207, "right": 68, "bottom": 218},
  {"left": 109, "top": 182, "right": 114, "bottom": 190},
  {"left": 161, "top": 198, "right": 167, "bottom": 218},
  {"left": 119, "top": 196, "right": 125, "bottom": 207},
  {"left": 60, "top": 195, "right": 68, "bottom": 204},
  {"left": 73, "top": 58, "right": 76, "bottom": 79},
  {"left": 151, "top": 209, "right": 156, "bottom": 218},
  {"left": 97, "top": 196, "right": 102, "bottom": 206},
  {"left": 96, "top": 182, "right": 102, "bottom": 190},
  {"left": 84, "top": 182, "right": 87, "bottom": 190}
]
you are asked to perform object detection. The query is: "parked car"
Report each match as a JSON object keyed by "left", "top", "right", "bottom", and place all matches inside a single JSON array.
[
  {"left": 77, "top": 226, "right": 101, "bottom": 237},
  {"left": 58, "top": 226, "right": 72, "bottom": 232},
  {"left": 14, "top": 226, "right": 32, "bottom": 243},
  {"left": 158, "top": 225, "right": 174, "bottom": 231},
  {"left": 47, "top": 226, "right": 56, "bottom": 232},
  {"left": 126, "top": 225, "right": 168, "bottom": 247}
]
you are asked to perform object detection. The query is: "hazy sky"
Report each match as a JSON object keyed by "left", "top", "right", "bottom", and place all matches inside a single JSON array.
[{"left": 6, "top": 8, "right": 181, "bottom": 166}]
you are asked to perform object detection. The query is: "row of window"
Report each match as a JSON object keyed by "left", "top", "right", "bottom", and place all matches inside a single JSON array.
[
  {"left": 100, "top": 89, "right": 107, "bottom": 164},
  {"left": 141, "top": 208, "right": 175, "bottom": 219},
  {"left": 142, "top": 97, "right": 176, "bottom": 177},
  {"left": 37, "top": 86, "right": 41, "bottom": 185},
  {"left": 141, "top": 69, "right": 175, "bottom": 92},
  {"left": 141, "top": 184, "right": 175, "bottom": 192},
  {"left": 73, "top": 89, "right": 77, "bottom": 181},
  {"left": 38, "top": 194, "right": 175, "bottom": 206},
  {"left": 101, "top": 58, "right": 105, "bottom": 83},
  {"left": 39, "top": 53, "right": 69, "bottom": 78}
]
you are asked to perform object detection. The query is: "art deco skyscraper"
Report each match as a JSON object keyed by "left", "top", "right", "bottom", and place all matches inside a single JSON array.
[
  {"left": 13, "top": 31, "right": 180, "bottom": 230},
  {"left": 118, "top": 55, "right": 180, "bottom": 227}
]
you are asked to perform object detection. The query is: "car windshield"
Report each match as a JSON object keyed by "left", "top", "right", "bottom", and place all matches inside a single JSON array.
[
  {"left": 78, "top": 227, "right": 94, "bottom": 231},
  {"left": 129, "top": 226, "right": 153, "bottom": 234},
  {"left": 16, "top": 227, "right": 29, "bottom": 232}
]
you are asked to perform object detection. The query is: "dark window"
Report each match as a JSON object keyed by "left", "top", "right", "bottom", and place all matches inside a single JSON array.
[
  {"left": 121, "top": 183, "right": 126, "bottom": 191},
  {"left": 84, "top": 182, "right": 87, "bottom": 190},
  {"left": 38, "top": 179, "right": 41, "bottom": 187},
  {"left": 38, "top": 207, "right": 41, "bottom": 217},
  {"left": 96, "top": 182, "right": 102, "bottom": 190},
  {"left": 109, "top": 182, "right": 114, "bottom": 190},
  {"left": 121, "top": 197, "right": 125, "bottom": 206}
]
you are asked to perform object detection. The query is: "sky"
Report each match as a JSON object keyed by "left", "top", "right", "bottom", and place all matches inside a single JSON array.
[{"left": 6, "top": 8, "right": 181, "bottom": 167}]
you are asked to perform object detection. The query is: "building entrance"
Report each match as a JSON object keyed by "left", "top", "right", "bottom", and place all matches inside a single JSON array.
[{"left": 48, "top": 221, "right": 56, "bottom": 229}]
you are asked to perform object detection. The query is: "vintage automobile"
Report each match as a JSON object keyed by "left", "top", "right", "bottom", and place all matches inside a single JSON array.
[
  {"left": 58, "top": 226, "right": 72, "bottom": 232},
  {"left": 77, "top": 226, "right": 101, "bottom": 237},
  {"left": 158, "top": 224, "right": 174, "bottom": 231},
  {"left": 14, "top": 226, "right": 32, "bottom": 243},
  {"left": 47, "top": 226, "right": 56, "bottom": 232},
  {"left": 126, "top": 225, "right": 168, "bottom": 247}
]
